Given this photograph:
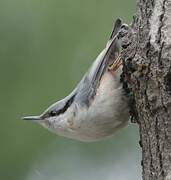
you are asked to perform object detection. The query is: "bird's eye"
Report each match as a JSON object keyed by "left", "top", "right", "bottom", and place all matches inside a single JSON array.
[{"left": 49, "top": 111, "right": 56, "bottom": 117}]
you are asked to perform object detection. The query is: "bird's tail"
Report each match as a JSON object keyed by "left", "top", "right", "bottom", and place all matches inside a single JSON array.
[
  {"left": 109, "top": 18, "right": 122, "bottom": 40},
  {"left": 90, "top": 19, "right": 123, "bottom": 89}
]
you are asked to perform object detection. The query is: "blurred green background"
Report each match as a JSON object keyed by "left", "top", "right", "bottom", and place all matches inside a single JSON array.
[{"left": 0, "top": 0, "right": 141, "bottom": 180}]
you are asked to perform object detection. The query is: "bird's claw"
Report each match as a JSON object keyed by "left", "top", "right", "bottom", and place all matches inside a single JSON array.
[{"left": 108, "top": 55, "right": 122, "bottom": 71}]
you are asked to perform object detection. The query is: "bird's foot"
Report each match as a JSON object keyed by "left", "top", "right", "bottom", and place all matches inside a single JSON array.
[{"left": 108, "top": 55, "right": 122, "bottom": 72}]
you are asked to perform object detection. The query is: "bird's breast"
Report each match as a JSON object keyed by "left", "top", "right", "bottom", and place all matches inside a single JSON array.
[
  {"left": 54, "top": 69, "right": 129, "bottom": 142},
  {"left": 71, "top": 69, "right": 129, "bottom": 141}
]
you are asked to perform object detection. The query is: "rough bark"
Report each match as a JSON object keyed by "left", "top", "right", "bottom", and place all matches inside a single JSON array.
[{"left": 121, "top": 0, "right": 171, "bottom": 179}]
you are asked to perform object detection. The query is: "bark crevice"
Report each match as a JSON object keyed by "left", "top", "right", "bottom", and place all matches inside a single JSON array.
[{"left": 122, "top": 0, "right": 171, "bottom": 179}]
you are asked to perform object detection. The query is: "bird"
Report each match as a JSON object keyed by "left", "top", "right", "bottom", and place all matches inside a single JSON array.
[{"left": 22, "top": 19, "right": 129, "bottom": 142}]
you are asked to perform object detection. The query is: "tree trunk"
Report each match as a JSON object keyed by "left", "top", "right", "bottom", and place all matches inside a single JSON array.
[{"left": 122, "top": 0, "right": 171, "bottom": 179}]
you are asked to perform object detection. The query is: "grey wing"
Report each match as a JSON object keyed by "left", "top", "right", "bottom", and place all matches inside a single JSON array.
[
  {"left": 74, "top": 19, "right": 122, "bottom": 105},
  {"left": 90, "top": 19, "right": 122, "bottom": 90}
]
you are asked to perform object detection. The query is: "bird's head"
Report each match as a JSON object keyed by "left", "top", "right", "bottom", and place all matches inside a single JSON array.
[{"left": 22, "top": 95, "right": 75, "bottom": 132}]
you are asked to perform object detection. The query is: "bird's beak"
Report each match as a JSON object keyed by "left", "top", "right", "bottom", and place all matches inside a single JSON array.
[{"left": 22, "top": 115, "right": 42, "bottom": 121}]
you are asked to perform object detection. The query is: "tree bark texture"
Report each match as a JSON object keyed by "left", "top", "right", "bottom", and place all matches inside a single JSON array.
[{"left": 122, "top": 0, "right": 171, "bottom": 179}]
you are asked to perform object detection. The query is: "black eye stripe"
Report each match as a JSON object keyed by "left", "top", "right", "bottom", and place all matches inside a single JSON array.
[
  {"left": 50, "top": 111, "right": 56, "bottom": 116},
  {"left": 49, "top": 94, "right": 75, "bottom": 117}
]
